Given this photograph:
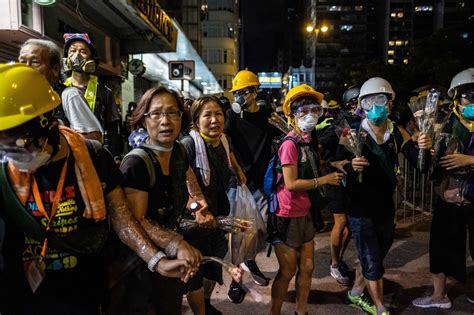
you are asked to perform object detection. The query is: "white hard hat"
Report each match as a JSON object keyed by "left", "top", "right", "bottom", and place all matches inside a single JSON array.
[
  {"left": 359, "top": 77, "right": 395, "bottom": 100},
  {"left": 448, "top": 68, "right": 474, "bottom": 97}
]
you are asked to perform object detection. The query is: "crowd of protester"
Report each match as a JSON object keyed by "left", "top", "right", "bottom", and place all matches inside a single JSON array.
[{"left": 0, "top": 33, "right": 473, "bottom": 315}]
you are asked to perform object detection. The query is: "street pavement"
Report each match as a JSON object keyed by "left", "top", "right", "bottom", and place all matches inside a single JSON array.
[{"left": 183, "top": 218, "right": 474, "bottom": 315}]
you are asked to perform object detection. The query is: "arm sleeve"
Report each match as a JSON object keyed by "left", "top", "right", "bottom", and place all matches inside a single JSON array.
[{"left": 120, "top": 155, "right": 151, "bottom": 191}]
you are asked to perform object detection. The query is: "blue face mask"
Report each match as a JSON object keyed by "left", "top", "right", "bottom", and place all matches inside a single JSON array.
[
  {"left": 461, "top": 104, "right": 474, "bottom": 120},
  {"left": 367, "top": 105, "right": 388, "bottom": 126}
]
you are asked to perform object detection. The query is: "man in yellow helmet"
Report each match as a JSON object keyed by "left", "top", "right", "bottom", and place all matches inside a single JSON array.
[
  {"left": 225, "top": 70, "right": 277, "bottom": 303},
  {"left": 0, "top": 64, "right": 200, "bottom": 313}
]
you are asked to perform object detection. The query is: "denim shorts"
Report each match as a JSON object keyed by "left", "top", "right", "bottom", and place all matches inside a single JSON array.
[{"left": 348, "top": 216, "right": 395, "bottom": 281}]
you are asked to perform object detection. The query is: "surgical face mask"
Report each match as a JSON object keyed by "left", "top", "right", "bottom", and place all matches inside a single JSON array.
[
  {"left": 460, "top": 104, "right": 474, "bottom": 120},
  {"left": 297, "top": 113, "right": 319, "bottom": 133},
  {"left": 366, "top": 105, "right": 388, "bottom": 126},
  {"left": 66, "top": 52, "right": 96, "bottom": 73}
]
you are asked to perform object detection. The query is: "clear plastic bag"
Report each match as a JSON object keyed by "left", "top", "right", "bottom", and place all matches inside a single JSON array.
[{"left": 229, "top": 184, "right": 266, "bottom": 265}]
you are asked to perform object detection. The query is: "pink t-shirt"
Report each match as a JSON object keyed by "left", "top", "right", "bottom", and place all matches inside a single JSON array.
[{"left": 275, "top": 135, "right": 311, "bottom": 218}]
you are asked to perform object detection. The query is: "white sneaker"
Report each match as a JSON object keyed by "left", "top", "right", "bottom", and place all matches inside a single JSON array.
[{"left": 412, "top": 295, "right": 452, "bottom": 309}]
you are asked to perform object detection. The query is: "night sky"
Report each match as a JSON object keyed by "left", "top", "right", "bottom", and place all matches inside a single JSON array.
[{"left": 240, "top": 0, "right": 286, "bottom": 72}]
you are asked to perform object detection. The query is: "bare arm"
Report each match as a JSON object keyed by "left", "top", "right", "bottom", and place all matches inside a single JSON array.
[{"left": 281, "top": 164, "right": 343, "bottom": 192}]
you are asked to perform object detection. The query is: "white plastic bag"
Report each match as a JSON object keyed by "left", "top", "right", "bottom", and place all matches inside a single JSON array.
[{"left": 229, "top": 184, "right": 267, "bottom": 265}]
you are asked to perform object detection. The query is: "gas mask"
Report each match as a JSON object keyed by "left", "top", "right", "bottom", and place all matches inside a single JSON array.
[
  {"left": 297, "top": 113, "right": 319, "bottom": 133},
  {"left": 66, "top": 52, "right": 96, "bottom": 73},
  {"left": 460, "top": 104, "right": 474, "bottom": 120},
  {"left": 231, "top": 94, "right": 248, "bottom": 114}
]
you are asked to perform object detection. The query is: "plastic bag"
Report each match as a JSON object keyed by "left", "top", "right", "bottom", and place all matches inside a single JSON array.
[{"left": 229, "top": 184, "right": 267, "bottom": 265}]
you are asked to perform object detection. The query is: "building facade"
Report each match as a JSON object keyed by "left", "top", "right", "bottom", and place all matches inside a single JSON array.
[{"left": 201, "top": 0, "right": 240, "bottom": 99}]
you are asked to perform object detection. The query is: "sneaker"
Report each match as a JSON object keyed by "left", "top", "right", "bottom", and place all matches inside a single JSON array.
[
  {"left": 242, "top": 260, "right": 270, "bottom": 286},
  {"left": 330, "top": 263, "right": 353, "bottom": 286},
  {"left": 347, "top": 291, "right": 376, "bottom": 315},
  {"left": 227, "top": 280, "right": 246, "bottom": 303},
  {"left": 412, "top": 295, "right": 452, "bottom": 309}
]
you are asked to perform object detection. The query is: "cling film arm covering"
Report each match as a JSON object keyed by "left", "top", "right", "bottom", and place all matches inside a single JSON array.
[
  {"left": 140, "top": 218, "right": 183, "bottom": 257},
  {"left": 106, "top": 186, "right": 160, "bottom": 263},
  {"left": 186, "top": 166, "right": 206, "bottom": 202}
]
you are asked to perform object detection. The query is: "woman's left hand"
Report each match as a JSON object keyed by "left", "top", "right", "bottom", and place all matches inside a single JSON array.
[
  {"left": 194, "top": 209, "right": 216, "bottom": 228},
  {"left": 237, "top": 169, "right": 247, "bottom": 185},
  {"left": 440, "top": 153, "right": 474, "bottom": 170}
]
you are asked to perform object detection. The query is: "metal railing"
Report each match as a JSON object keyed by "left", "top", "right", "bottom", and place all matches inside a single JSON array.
[{"left": 395, "top": 154, "right": 434, "bottom": 223}]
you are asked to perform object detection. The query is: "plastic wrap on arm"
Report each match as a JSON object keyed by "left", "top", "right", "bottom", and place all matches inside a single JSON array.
[
  {"left": 140, "top": 218, "right": 183, "bottom": 257},
  {"left": 106, "top": 187, "right": 158, "bottom": 263},
  {"left": 186, "top": 167, "right": 205, "bottom": 201}
]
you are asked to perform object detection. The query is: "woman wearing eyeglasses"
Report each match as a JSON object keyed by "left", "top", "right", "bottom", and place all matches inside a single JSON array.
[
  {"left": 119, "top": 87, "right": 213, "bottom": 314},
  {"left": 270, "top": 84, "right": 344, "bottom": 315},
  {"left": 338, "top": 77, "right": 432, "bottom": 315}
]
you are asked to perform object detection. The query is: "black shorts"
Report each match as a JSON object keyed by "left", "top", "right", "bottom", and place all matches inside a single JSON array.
[
  {"left": 273, "top": 214, "right": 316, "bottom": 248},
  {"left": 326, "top": 185, "right": 348, "bottom": 214},
  {"left": 429, "top": 198, "right": 474, "bottom": 282}
]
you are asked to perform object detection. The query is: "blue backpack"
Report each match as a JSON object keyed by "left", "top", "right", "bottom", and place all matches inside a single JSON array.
[{"left": 262, "top": 135, "right": 298, "bottom": 213}]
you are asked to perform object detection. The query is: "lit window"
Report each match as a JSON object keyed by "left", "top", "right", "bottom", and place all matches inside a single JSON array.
[
  {"left": 340, "top": 25, "right": 353, "bottom": 31},
  {"left": 354, "top": 5, "right": 363, "bottom": 11},
  {"left": 404, "top": 40, "right": 409, "bottom": 45},
  {"left": 388, "top": 50, "right": 395, "bottom": 55},
  {"left": 388, "top": 40, "right": 395, "bottom": 46},
  {"left": 395, "top": 40, "right": 403, "bottom": 46},
  {"left": 329, "top": 5, "right": 341, "bottom": 11},
  {"left": 403, "top": 59, "right": 409, "bottom": 64},
  {"left": 390, "top": 12, "right": 396, "bottom": 18},
  {"left": 397, "top": 12, "right": 404, "bottom": 18},
  {"left": 415, "top": 6, "right": 433, "bottom": 11},
  {"left": 388, "top": 59, "right": 394, "bottom": 64},
  {"left": 461, "top": 32, "right": 469, "bottom": 39}
]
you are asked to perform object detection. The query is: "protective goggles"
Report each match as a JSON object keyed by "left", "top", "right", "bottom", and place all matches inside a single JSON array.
[
  {"left": 460, "top": 88, "right": 474, "bottom": 103},
  {"left": 360, "top": 94, "right": 388, "bottom": 111},
  {"left": 233, "top": 89, "right": 253, "bottom": 98},
  {"left": 294, "top": 104, "right": 323, "bottom": 118}
]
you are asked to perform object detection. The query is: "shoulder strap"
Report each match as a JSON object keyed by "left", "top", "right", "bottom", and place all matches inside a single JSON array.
[{"left": 122, "top": 148, "right": 156, "bottom": 188}]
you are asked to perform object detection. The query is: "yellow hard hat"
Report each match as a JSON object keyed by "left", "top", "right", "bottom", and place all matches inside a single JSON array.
[
  {"left": 282, "top": 84, "right": 324, "bottom": 117},
  {"left": 230, "top": 70, "right": 260, "bottom": 92},
  {"left": 325, "top": 100, "right": 340, "bottom": 109},
  {"left": 0, "top": 63, "right": 60, "bottom": 131}
]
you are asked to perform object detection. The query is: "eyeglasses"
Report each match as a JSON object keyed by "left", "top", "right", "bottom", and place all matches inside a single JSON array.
[
  {"left": 360, "top": 94, "right": 388, "bottom": 111},
  {"left": 294, "top": 104, "right": 323, "bottom": 118},
  {"left": 233, "top": 89, "right": 252, "bottom": 98},
  {"left": 144, "top": 110, "right": 183, "bottom": 121}
]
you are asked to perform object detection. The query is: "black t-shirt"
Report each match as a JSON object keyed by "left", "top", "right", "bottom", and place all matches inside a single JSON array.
[
  {"left": 224, "top": 106, "right": 278, "bottom": 190},
  {"left": 1, "top": 142, "right": 122, "bottom": 307}
]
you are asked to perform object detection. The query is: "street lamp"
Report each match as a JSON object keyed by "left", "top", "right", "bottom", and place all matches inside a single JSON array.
[{"left": 305, "top": 23, "right": 329, "bottom": 86}]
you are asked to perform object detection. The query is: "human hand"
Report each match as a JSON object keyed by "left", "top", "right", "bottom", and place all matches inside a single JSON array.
[
  {"left": 155, "top": 258, "right": 190, "bottom": 281},
  {"left": 330, "top": 159, "right": 350, "bottom": 174},
  {"left": 237, "top": 169, "right": 247, "bottom": 186},
  {"left": 352, "top": 156, "right": 369, "bottom": 172},
  {"left": 440, "top": 153, "right": 474, "bottom": 170},
  {"left": 176, "top": 240, "right": 201, "bottom": 271},
  {"left": 194, "top": 209, "right": 216, "bottom": 228},
  {"left": 324, "top": 171, "right": 345, "bottom": 186},
  {"left": 417, "top": 133, "right": 432, "bottom": 150}
]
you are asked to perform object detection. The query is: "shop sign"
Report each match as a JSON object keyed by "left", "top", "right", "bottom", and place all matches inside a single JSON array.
[
  {"left": 129, "top": 0, "right": 178, "bottom": 50},
  {"left": 258, "top": 72, "right": 282, "bottom": 89}
]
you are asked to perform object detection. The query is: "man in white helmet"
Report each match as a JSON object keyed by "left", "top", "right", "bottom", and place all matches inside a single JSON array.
[
  {"left": 413, "top": 68, "right": 474, "bottom": 309},
  {"left": 338, "top": 77, "right": 432, "bottom": 314}
]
